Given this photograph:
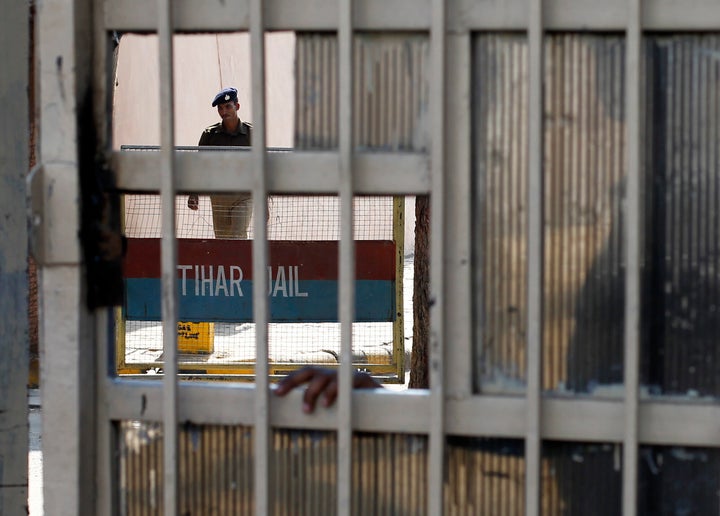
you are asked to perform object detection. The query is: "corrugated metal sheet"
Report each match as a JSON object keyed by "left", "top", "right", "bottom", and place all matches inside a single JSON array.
[
  {"left": 295, "top": 33, "right": 429, "bottom": 150},
  {"left": 328, "top": 32, "right": 720, "bottom": 515},
  {"left": 118, "top": 423, "right": 429, "bottom": 515},
  {"left": 638, "top": 445, "right": 720, "bottom": 514},
  {"left": 474, "top": 34, "right": 627, "bottom": 394},
  {"left": 475, "top": 33, "right": 720, "bottom": 398},
  {"left": 122, "top": 423, "right": 585, "bottom": 515},
  {"left": 543, "top": 442, "right": 621, "bottom": 516},
  {"left": 545, "top": 441, "right": 719, "bottom": 515},
  {"left": 353, "top": 432, "right": 428, "bottom": 515},
  {"left": 118, "top": 422, "right": 720, "bottom": 515},
  {"left": 119, "top": 422, "right": 255, "bottom": 515},
  {"left": 446, "top": 438, "right": 525, "bottom": 515},
  {"left": 546, "top": 35, "right": 627, "bottom": 394},
  {"left": 474, "top": 33, "right": 530, "bottom": 393},
  {"left": 642, "top": 35, "right": 720, "bottom": 397}
]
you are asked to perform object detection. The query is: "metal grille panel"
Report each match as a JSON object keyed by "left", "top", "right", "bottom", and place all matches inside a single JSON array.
[{"left": 30, "top": 0, "right": 720, "bottom": 511}]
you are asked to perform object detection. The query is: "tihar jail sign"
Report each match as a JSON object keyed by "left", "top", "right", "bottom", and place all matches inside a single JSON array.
[{"left": 123, "top": 239, "right": 397, "bottom": 323}]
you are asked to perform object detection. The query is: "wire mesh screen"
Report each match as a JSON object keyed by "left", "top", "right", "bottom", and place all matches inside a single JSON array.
[
  {"left": 118, "top": 146, "right": 405, "bottom": 379},
  {"left": 123, "top": 193, "right": 395, "bottom": 241}
]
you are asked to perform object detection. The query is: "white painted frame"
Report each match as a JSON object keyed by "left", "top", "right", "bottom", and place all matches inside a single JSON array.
[{"left": 34, "top": 0, "right": 720, "bottom": 515}]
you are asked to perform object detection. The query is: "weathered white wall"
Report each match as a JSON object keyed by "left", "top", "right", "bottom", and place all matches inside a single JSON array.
[
  {"left": 113, "top": 33, "right": 295, "bottom": 148},
  {"left": 0, "top": 0, "right": 29, "bottom": 513}
]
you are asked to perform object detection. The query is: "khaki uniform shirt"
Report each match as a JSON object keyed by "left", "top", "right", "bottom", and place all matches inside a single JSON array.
[{"left": 198, "top": 121, "right": 252, "bottom": 147}]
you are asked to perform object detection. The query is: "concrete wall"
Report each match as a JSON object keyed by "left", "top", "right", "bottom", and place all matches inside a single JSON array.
[
  {"left": 113, "top": 32, "right": 295, "bottom": 148},
  {"left": 0, "top": 0, "right": 29, "bottom": 513}
]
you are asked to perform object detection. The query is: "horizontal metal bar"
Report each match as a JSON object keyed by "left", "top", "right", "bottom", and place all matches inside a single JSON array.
[
  {"left": 104, "top": 380, "right": 431, "bottom": 433},
  {"left": 105, "top": 0, "right": 720, "bottom": 31},
  {"left": 117, "top": 364, "right": 402, "bottom": 375},
  {"left": 269, "top": 0, "right": 431, "bottom": 31},
  {"left": 103, "top": 381, "right": 720, "bottom": 446},
  {"left": 638, "top": 403, "right": 720, "bottom": 446},
  {"left": 106, "top": 0, "right": 430, "bottom": 31},
  {"left": 459, "top": 0, "right": 720, "bottom": 30},
  {"left": 112, "top": 150, "right": 430, "bottom": 194}
]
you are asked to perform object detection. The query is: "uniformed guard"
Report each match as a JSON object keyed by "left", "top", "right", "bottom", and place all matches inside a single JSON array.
[
  {"left": 198, "top": 87, "right": 253, "bottom": 147},
  {"left": 188, "top": 87, "right": 253, "bottom": 239}
]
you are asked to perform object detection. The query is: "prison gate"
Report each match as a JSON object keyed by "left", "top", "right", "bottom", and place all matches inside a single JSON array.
[{"left": 28, "top": 1, "right": 720, "bottom": 516}]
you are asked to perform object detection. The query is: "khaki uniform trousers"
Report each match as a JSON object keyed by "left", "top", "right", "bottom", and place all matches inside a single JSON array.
[{"left": 210, "top": 194, "right": 253, "bottom": 239}]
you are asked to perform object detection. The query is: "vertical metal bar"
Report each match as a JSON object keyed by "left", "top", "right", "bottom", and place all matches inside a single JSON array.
[
  {"left": 623, "top": 0, "right": 642, "bottom": 514},
  {"left": 526, "top": 0, "right": 544, "bottom": 514},
  {"left": 96, "top": 310, "right": 115, "bottom": 516},
  {"left": 249, "top": 0, "right": 270, "bottom": 514},
  {"left": 445, "top": 33, "right": 473, "bottom": 398},
  {"left": 428, "top": 0, "right": 446, "bottom": 512},
  {"left": 338, "top": 0, "right": 355, "bottom": 511},
  {"left": 36, "top": 0, "right": 88, "bottom": 511},
  {"left": 156, "top": 0, "right": 178, "bottom": 512},
  {"left": 93, "top": 8, "right": 116, "bottom": 512},
  {"left": 393, "top": 196, "right": 405, "bottom": 382}
]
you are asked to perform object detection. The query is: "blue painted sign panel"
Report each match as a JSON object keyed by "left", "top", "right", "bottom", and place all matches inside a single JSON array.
[{"left": 123, "top": 239, "right": 397, "bottom": 323}]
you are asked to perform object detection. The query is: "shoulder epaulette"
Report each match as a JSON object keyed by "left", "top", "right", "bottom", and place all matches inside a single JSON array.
[{"left": 203, "top": 122, "right": 223, "bottom": 134}]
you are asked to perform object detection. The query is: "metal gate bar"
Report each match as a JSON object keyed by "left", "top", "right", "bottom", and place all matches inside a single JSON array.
[
  {"left": 526, "top": 0, "right": 544, "bottom": 514},
  {"left": 623, "top": 0, "right": 642, "bottom": 514},
  {"left": 249, "top": 0, "right": 271, "bottom": 513},
  {"left": 30, "top": 0, "right": 720, "bottom": 514},
  {"left": 156, "top": 0, "right": 180, "bottom": 511},
  {"left": 338, "top": 0, "right": 355, "bottom": 512},
  {"left": 428, "top": 0, "right": 447, "bottom": 513}
]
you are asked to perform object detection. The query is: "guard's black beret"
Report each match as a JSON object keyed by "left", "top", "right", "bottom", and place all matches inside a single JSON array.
[{"left": 212, "top": 87, "right": 238, "bottom": 107}]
